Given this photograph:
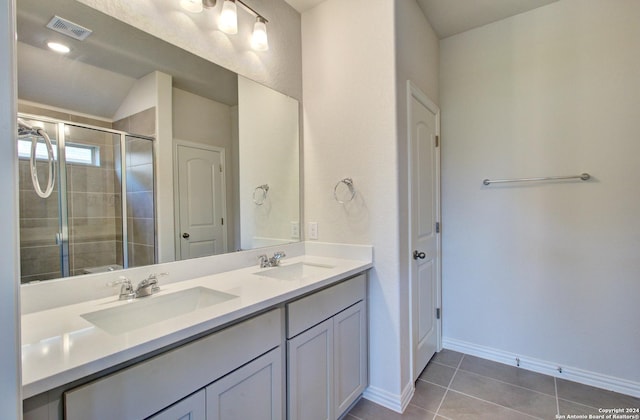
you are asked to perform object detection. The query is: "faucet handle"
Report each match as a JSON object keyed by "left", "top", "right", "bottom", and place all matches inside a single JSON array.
[
  {"left": 108, "top": 276, "right": 136, "bottom": 300},
  {"left": 258, "top": 254, "right": 269, "bottom": 268},
  {"left": 273, "top": 251, "right": 286, "bottom": 258},
  {"left": 139, "top": 273, "right": 167, "bottom": 292}
]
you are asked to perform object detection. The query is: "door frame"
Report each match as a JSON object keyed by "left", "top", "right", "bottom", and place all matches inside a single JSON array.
[
  {"left": 406, "top": 80, "right": 442, "bottom": 382},
  {"left": 173, "top": 139, "right": 228, "bottom": 260}
]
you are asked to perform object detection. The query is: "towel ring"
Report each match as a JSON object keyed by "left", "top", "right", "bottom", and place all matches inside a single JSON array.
[
  {"left": 253, "top": 184, "right": 270, "bottom": 205},
  {"left": 334, "top": 178, "right": 356, "bottom": 204}
]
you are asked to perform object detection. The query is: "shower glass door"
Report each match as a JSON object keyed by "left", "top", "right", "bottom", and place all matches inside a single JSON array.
[
  {"left": 18, "top": 114, "right": 156, "bottom": 283},
  {"left": 64, "top": 124, "right": 124, "bottom": 276}
]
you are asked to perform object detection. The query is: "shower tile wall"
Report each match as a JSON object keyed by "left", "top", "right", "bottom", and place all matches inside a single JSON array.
[
  {"left": 19, "top": 159, "right": 61, "bottom": 283},
  {"left": 67, "top": 127, "right": 123, "bottom": 276},
  {"left": 114, "top": 108, "right": 156, "bottom": 268}
]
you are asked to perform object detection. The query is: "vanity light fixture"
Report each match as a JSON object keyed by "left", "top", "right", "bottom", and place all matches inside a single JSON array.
[
  {"left": 179, "top": 0, "right": 269, "bottom": 51},
  {"left": 251, "top": 16, "right": 269, "bottom": 51},
  {"left": 47, "top": 41, "right": 70, "bottom": 54},
  {"left": 219, "top": 0, "right": 238, "bottom": 34}
]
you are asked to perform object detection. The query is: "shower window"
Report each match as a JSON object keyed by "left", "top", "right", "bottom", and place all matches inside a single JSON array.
[{"left": 17, "top": 140, "right": 99, "bottom": 166}]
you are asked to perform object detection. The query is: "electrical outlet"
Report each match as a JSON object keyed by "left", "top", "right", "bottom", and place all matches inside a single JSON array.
[
  {"left": 308, "top": 222, "right": 318, "bottom": 240},
  {"left": 290, "top": 222, "right": 300, "bottom": 239}
]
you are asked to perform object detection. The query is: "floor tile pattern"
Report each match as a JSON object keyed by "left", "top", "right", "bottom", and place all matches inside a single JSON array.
[{"left": 346, "top": 350, "right": 640, "bottom": 420}]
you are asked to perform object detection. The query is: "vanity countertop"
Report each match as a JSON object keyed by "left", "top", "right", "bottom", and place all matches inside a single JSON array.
[{"left": 21, "top": 254, "right": 372, "bottom": 399}]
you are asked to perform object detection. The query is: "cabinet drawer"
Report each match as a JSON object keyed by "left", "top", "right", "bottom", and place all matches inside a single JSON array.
[
  {"left": 287, "top": 273, "right": 365, "bottom": 338},
  {"left": 64, "top": 308, "right": 282, "bottom": 420}
]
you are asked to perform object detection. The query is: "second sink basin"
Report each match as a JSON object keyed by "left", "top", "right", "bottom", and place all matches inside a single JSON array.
[
  {"left": 81, "top": 287, "right": 238, "bottom": 335},
  {"left": 254, "top": 262, "right": 334, "bottom": 281}
]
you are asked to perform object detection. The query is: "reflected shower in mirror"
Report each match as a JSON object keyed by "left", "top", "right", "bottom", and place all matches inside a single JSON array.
[
  {"left": 17, "top": 115, "right": 155, "bottom": 283},
  {"left": 16, "top": 0, "right": 300, "bottom": 283}
]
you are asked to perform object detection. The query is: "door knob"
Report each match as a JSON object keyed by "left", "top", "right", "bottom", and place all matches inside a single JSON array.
[
  {"left": 182, "top": 232, "right": 190, "bottom": 239},
  {"left": 413, "top": 250, "right": 426, "bottom": 260}
]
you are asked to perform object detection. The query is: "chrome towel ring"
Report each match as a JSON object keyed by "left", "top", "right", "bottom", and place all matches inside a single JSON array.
[
  {"left": 253, "top": 184, "right": 270, "bottom": 205},
  {"left": 334, "top": 178, "right": 356, "bottom": 204}
]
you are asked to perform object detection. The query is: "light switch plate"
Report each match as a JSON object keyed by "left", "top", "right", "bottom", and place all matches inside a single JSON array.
[{"left": 290, "top": 222, "right": 300, "bottom": 239}]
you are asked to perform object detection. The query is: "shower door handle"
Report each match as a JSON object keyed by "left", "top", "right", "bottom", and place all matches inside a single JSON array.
[
  {"left": 182, "top": 232, "right": 190, "bottom": 239},
  {"left": 55, "top": 232, "right": 62, "bottom": 245}
]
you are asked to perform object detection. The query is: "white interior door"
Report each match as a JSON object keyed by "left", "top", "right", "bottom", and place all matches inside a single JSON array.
[
  {"left": 176, "top": 144, "right": 227, "bottom": 259},
  {"left": 408, "top": 81, "right": 441, "bottom": 381}
]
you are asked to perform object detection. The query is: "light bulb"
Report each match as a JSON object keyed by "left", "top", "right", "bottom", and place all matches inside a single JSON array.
[
  {"left": 219, "top": 0, "right": 238, "bottom": 35},
  {"left": 47, "top": 42, "right": 70, "bottom": 54},
  {"left": 180, "top": 0, "right": 203, "bottom": 13},
  {"left": 251, "top": 16, "right": 268, "bottom": 51}
]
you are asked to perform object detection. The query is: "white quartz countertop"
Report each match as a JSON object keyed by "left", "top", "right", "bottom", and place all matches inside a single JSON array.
[{"left": 21, "top": 254, "right": 372, "bottom": 398}]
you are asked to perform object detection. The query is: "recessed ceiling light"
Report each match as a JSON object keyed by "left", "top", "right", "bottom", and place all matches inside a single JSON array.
[{"left": 47, "top": 42, "right": 70, "bottom": 54}]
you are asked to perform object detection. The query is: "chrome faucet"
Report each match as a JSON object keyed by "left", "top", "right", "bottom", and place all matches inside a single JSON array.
[
  {"left": 258, "top": 251, "right": 287, "bottom": 268},
  {"left": 109, "top": 273, "right": 166, "bottom": 300},
  {"left": 258, "top": 254, "right": 270, "bottom": 268},
  {"left": 109, "top": 276, "right": 136, "bottom": 300},
  {"left": 270, "top": 251, "right": 286, "bottom": 266},
  {"left": 135, "top": 273, "right": 162, "bottom": 298}
]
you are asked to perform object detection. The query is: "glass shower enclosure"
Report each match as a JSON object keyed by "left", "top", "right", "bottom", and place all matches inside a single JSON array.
[{"left": 18, "top": 114, "right": 156, "bottom": 283}]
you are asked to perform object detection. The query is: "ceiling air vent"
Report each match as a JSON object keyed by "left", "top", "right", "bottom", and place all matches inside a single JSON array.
[{"left": 46, "top": 15, "right": 93, "bottom": 41}]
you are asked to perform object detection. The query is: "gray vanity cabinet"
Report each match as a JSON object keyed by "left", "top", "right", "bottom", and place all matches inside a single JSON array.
[
  {"left": 206, "top": 347, "right": 282, "bottom": 420},
  {"left": 287, "top": 274, "right": 367, "bottom": 420},
  {"left": 288, "top": 318, "right": 334, "bottom": 420},
  {"left": 64, "top": 309, "right": 282, "bottom": 420},
  {"left": 150, "top": 347, "right": 283, "bottom": 420}
]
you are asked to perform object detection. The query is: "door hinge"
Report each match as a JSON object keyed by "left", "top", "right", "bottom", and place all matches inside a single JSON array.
[
  {"left": 435, "top": 222, "right": 440, "bottom": 233},
  {"left": 221, "top": 218, "right": 224, "bottom": 225},
  {"left": 219, "top": 164, "right": 223, "bottom": 173},
  {"left": 436, "top": 308, "right": 441, "bottom": 319},
  {"left": 435, "top": 135, "right": 439, "bottom": 148}
]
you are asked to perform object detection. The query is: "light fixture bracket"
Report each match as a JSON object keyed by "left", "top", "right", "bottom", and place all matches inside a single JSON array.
[
  {"left": 235, "top": 0, "right": 268, "bottom": 23},
  {"left": 202, "top": 0, "right": 217, "bottom": 8}
]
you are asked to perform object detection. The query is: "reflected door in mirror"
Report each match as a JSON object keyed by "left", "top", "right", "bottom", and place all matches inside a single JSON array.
[{"left": 176, "top": 144, "right": 227, "bottom": 259}]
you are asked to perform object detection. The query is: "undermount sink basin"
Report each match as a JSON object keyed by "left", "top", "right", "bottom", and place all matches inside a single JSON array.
[
  {"left": 81, "top": 287, "right": 238, "bottom": 335},
  {"left": 254, "top": 262, "right": 334, "bottom": 281}
]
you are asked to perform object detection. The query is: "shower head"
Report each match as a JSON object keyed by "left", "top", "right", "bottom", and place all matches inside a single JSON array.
[{"left": 17, "top": 118, "right": 41, "bottom": 137}]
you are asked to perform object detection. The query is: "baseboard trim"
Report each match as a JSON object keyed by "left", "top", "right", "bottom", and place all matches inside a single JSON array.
[
  {"left": 443, "top": 337, "right": 640, "bottom": 398},
  {"left": 362, "top": 381, "right": 415, "bottom": 414}
]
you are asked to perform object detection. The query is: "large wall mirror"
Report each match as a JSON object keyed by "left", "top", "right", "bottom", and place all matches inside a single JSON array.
[{"left": 16, "top": 0, "right": 300, "bottom": 283}]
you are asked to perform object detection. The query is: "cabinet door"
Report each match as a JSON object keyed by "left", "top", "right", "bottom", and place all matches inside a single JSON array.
[
  {"left": 287, "top": 318, "right": 333, "bottom": 420},
  {"left": 206, "top": 347, "right": 282, "bottom": 420},
  {"left": 149, "top": 390, "right": 206, "bottom": 420},
  {"left": 334, "top": 302, "right": 367, "bottom": 418}
]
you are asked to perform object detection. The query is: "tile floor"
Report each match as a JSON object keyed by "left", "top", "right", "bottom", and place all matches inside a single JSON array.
[{"left": 346, "top": 350, "right": 640, "bottom": 420}]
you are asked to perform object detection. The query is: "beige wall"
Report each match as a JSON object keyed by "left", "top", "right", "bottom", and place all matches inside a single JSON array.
[
  {"left": 440, "top": 0, "right": 640, "bottom": 389},
  {"left": 302, "top": 0, "right": 405, "bottom": 410}
]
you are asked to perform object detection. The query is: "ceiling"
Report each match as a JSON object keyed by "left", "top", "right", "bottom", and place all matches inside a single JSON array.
[
  {"left": 284, "top": 0, "right": 559, "bottom": 39},
  {"left": 18, "top": 0, "right": 238, "bottom": 119}
]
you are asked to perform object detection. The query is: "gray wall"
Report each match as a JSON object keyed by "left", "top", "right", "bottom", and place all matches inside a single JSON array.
[{"left": 440, "top": 0, "right": 640, "bottom": 387}]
